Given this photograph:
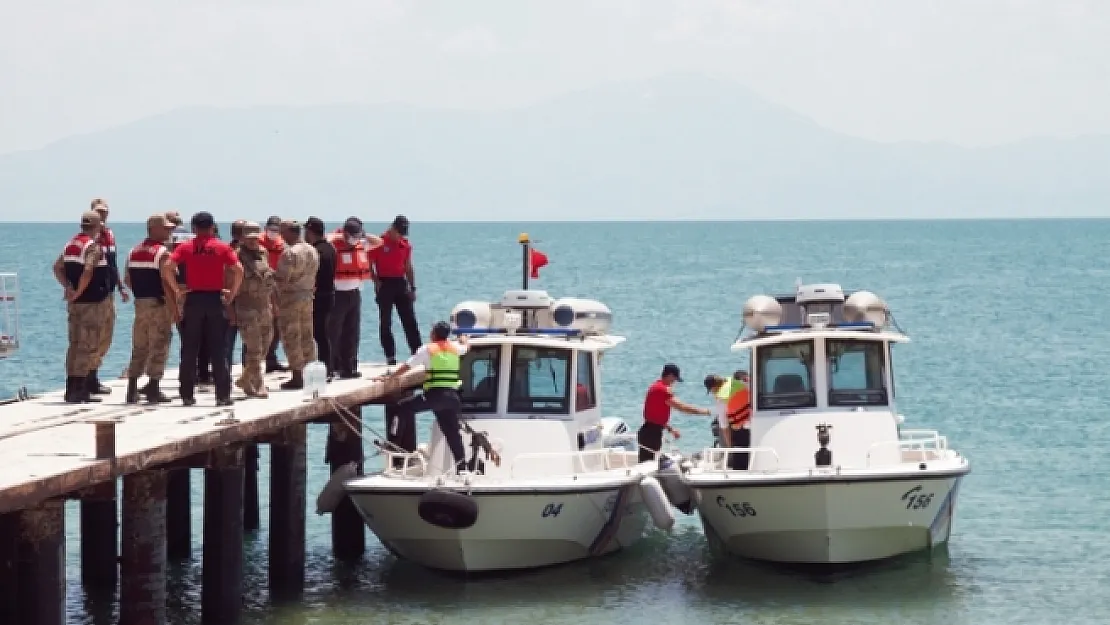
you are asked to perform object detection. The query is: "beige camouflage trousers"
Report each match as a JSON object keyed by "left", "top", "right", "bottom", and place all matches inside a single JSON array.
[
  {"left": 278, "top": 297, "right": 315, "bottom": 371},
  {"left": 66, "top": 299, "right": 111, "bottom": 376},
  {"left": 236, "top": 309, "right": 274, "bottom": 394},
  {"left": 126, "top": 298, "right": 173, "bottom": 379},
  {"left": 92, "top": 296, "right": 115, "bottom": 370}
]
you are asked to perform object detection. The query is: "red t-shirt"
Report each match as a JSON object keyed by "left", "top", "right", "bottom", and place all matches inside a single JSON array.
[
  {"left": 170, "top": 235, "right": 238, "bottom": 292},
  {"left": 643, "top": 379, "right": 673, "bottom": 426},
  {"left": 369, "top": 232, "right": 411, "bottom": 278}
]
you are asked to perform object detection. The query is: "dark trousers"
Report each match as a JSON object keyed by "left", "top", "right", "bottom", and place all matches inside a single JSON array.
[
  {"left": 266, "top": 315, "right": 281, "bottom": 366},
  {"left": 179, "top": 292, "right": 231, "bottom": 400},
  {"left": 328, "top": 289, "right": 361, "bottom": 374},
  {"left": 313, "top": 292, "right": 334, "bottom": 374},
  {"left": 637, "top": 422, "right": 665, "bottom": 463},
  {"left": 728, "top": 428, "right": 751, "bottom": 470},
  {"left": 376, "top": 277, "right": 422, "bottom": 360},
  {"left": 196, "top": 325, "right": 211, "bottom": 382},
  {"left": 391, "top": 388, "right": 466, "bottom": 470}
]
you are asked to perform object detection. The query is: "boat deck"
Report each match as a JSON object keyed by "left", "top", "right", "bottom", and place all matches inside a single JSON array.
[{"left": 0, "top": 363, "right": 424, "bottom": 513}]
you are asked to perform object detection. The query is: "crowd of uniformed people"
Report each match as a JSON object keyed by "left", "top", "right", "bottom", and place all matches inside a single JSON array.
[{"left": 55, "top": 199, "right": 426, "bottom": 407}]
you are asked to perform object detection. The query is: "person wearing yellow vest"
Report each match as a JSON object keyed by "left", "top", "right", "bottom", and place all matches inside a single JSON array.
[
  {"left": 704, "top": 373, "right": 753, "bottom": 470},
  {"left": 374, "top": 321, "right": 470, "bottom": 472}
]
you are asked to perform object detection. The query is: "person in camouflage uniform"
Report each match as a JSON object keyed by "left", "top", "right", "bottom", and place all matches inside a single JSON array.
[
  {"left": 274, "top": 219, "right": 319, "bottom": 390},
  {"left": 234, "top": 222, "right": 276, "bottom": 398}
]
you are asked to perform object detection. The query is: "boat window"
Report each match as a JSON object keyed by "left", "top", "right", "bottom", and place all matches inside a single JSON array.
[
  {"left": 575, "top": 350, "right": 596, "bottom": 411},
  {"left": 508, "top": 345, "right": 572, "bottom": 414},
  {"left": 755, "top": 339, "right": 816, "bottom": 409},
  {"left": 459, "top": 345, "right": 501, "bottom": 413},
  {"left": 827, "top": 339, "right": 888, "bottom": 407}
]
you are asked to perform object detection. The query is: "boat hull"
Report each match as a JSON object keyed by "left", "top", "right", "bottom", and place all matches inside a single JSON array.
[
  {"left": 347, "top": 484, "right": 649, "bottom": 572},
  {"left": 690, "top": 474, "right": 965, "bottom": 564}
]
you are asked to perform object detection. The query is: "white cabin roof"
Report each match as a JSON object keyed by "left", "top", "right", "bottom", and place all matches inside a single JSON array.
[
  {"left": 731, "top": 328, "right": 910, "bottom": 352},
  {"left": 465, "top": 332, "right": 626, "bottom": 352}
]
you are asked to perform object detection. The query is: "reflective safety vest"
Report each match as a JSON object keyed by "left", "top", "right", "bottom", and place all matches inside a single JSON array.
[
  {"left": 717, "top": 379, "right": 752, "bottom": 430},
  {"left": 328, "top": 233, "right": 372, "bottom": 281},
  {"left": 126, "top": 239, "right": 169, "bottom": 299},
  {"left": 62, "top": 232, "right": 112, "bottom": 303},
  {"left": 423, "top": 340, "right": 462, "bottom": 391}
]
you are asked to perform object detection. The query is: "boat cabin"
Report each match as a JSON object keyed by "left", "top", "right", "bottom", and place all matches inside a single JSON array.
[
  {"left": 413, "top": 290, "right": 627, "bottom": 477},
  {"left": 728, "top": 284, "right": 911, "bottom": 472}
]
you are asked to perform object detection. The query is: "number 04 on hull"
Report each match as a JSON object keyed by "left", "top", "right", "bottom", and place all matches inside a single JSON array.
[{"left": 680, "top": 283, "right": 970, "bottom": 565}]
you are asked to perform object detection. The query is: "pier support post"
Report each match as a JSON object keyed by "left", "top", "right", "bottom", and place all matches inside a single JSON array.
[
  {"left": 325, "top": 407, "right": 365, "bottom": 560},
  {"left": 82, "top": 421, "right": 119, "bottom": 593},
  {"left": 269, "top": 424, "right": 307, "bottom": 600},
  {"left": 202, "top": 445, "right": 244, "bottom": 625},
  {"left": 15, "top": 499, "right": 65, "bottom": 625},
  {"left": 79, "top": 482, "right": 118, "bottom": 592},
  {"left": 120, "top": 469, "right": 167, "bottom": 625},
  {"left": 0, "top": 513, "right": 19, "bottom": 624},
  {"left": 244, "top": 443, "right": 260, "bottom": 532},
  {"left": 166, "top": 468, "right": 191, "bottom": 560}
]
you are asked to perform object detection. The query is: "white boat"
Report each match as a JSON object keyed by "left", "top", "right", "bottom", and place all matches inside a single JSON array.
[
  {"left": 341, "top": 245, "right": 678, "bottom": 572},
  {"left": 678, "top": 282, "right": 971, "bottom": 565}
]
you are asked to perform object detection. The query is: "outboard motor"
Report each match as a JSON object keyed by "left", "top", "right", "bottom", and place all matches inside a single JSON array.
[{"left": 814, "top": 423, "right": 833, "bottom": 467}]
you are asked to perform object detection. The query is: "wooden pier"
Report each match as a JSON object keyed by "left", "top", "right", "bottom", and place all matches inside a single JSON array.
[{"left": 0, "top": 363, "right": 423, "bottom": 625}]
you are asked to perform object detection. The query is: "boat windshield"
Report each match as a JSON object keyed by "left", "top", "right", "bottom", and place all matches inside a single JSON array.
[
  {"left": 827, "top": 338, "right": 888, "bottom": 407},
  {"left": 508, "top": 345, "right": 572, "bottom": 415},
  {"left": 459, "top": 345, "right": 501, "bottom": 413},
  {"left": 755, "top": 339, "right": 817, "bottom": 410}
]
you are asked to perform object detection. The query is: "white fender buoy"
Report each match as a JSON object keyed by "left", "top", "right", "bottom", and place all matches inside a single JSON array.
[
  {"left": 315, "top": 461, "right": 358, "bottom": 515},
  {"left": 656, "top": 469, "right": 696, "bottom": 515},
  {"left": 639, "top": 476, "right": 676, "bottom": 531}
]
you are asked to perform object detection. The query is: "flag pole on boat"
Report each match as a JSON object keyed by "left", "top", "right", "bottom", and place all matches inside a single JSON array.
[{"left": 518, "top": 232, "right": 530, "bottom": 290}]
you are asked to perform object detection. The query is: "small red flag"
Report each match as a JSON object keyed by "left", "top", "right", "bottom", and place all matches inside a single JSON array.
[{"left": 530, "top": 248, "right": 549, "bottom": 279}]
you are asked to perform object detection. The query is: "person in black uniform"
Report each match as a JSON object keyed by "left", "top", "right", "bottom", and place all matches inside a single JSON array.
[{"left": 304, "top": 217, "right": 336, "bottom": 380}]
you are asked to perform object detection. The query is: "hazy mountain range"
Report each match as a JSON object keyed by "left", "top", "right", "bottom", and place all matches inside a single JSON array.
[{"left": 1, "top": 72, "right": 1107, "bottom": 222}]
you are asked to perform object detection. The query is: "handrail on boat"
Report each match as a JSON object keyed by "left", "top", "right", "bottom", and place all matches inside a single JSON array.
[
  {"left": 699, "top": 446, "right": 780, "bottom": 472},
  {"left": 381, "top": 451, "right": 428, "bottom": 478},
  {"left": 510, "top": 448, "right": 615, "bottom": 478},
  {"left": 866, "top": 431, "right": 950, "bottom": 467}
]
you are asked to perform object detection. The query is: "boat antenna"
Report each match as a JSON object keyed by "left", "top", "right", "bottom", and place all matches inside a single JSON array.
[{"left": 518, "top": 232, "right": 530, "bottom": 290}]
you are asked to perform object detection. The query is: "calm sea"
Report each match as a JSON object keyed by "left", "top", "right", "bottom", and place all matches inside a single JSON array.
[{"left": 1, "top": 219, "right": 1108, "bottom": 625}]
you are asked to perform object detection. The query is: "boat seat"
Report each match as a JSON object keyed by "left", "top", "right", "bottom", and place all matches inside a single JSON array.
[{"left": 772, "top": 374, "right": 807, "bottom": 393}]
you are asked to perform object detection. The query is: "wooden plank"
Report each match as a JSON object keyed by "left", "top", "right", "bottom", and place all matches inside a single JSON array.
[{"left": 0, "top": 362, "right": 424, "bottom": 514}]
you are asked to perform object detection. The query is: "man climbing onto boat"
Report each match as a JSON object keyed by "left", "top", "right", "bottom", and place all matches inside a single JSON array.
[
  {"left": 373, "top": 321, "right": 470, "bottom": 472},
  {"left": 639, "top": 363, "right": 711, "bottom": 463},
  {"left": 704, "top": 373, "right": 753, "bottom": 469}
]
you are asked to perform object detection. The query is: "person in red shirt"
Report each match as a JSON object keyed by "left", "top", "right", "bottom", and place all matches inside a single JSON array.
[
  {"left": 369, "top": 215, "right": 422, "bottom": 365},
  {"left": 639, "top": 363, "right": 711, "bottom": 463},
  {"left": 259, "top": 215, "right": 287, "bottom": 372},
  {"left": 166, "top": 211, "right": 244, "bottom": 407}
]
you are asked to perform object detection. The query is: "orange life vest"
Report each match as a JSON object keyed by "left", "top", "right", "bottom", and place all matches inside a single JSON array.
[
  {"left": 328, "top": 232, "right": 372, "bottom": 281},
  {"left": 724, "top": 381, "right": 752, "bottom": 430}
]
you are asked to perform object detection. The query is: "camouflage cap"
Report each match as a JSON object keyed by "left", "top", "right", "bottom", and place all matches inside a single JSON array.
[
  {"left": 147, "top": 213, "right": 172, "bottom": 229},
  {"left": 80, "top": 210, "right": 102, "bottom": 228}
]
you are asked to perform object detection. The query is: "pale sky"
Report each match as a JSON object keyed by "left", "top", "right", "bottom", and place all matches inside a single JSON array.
[{"left": 1, "top": 0, "right": 1108, "bottom": 156}]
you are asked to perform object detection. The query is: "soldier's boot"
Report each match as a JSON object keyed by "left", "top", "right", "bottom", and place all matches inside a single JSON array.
[
  {"left": 80, "top": 374, "right": 102, "bottom": 403},
  {"left": 280, "top": 370, "right": 304, "bottom": 390},
  {"left": 141, "top": 379, "right": 171, "bottom": 403},
  {"left": 125, "top": 377, "right": 140, "bottom": 404},
  {"left": 87, "top": 369, "right": 111, "bottom": 395},
  {"left": 64, "top": 377, "right": 84, "bottom": 403}
]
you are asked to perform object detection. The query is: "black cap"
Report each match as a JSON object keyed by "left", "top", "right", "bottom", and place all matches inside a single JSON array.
[
  {"left": 190, "top": 211, "right": 215, "bottom": 229},
  {"left": 392, "top": 215, "right": 409, "bottom": 229},
  {"left": 662, "top": 363, "right": 683, "bottom": 382},
  {"left": 265, "top": 216, "right": 282, "bottom": 228},
  {"left": 431, "top": 321, "right": 452, "bottom": 341},
  {"left": 704, "top": 374, "right": 725, "bottom": 394},
  {"left": 343, "top": 217, "right": 364, "bottom": 236},
  {"left": 304, "top": 217, "right": 325, "bottom": 236}
]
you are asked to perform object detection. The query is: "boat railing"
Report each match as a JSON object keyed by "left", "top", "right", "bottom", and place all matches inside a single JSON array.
[
  {"left": 867, "top": 430, "right": 950, "bottom": 467},
  {"left": 510, "top": 448, "right": 623, "bottom": 478},
  {"left": 381, "top": 451, "right": 428, "bottom": 478},
  {"left": 699, "top": 447, "right": 781, "bottom": 472}
]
